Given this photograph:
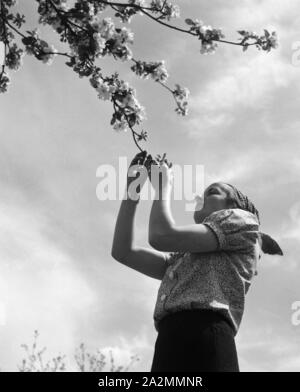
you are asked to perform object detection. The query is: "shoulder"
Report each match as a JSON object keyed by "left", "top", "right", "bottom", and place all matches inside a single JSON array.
[
  {"left": 202, "top": 208, "right": 260, "bottom": 252},
  {"left": 203, "top": 208, "right": 259, "bottom": 227}
]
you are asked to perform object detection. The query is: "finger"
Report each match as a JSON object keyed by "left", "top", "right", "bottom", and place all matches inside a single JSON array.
[
  {"left": 146, "top": 155, "right": 158, "bottom": 167},
  {"left": 134, "top": 150, "right": 147, "bottom": 159},
  {"left": 131, "top": 151, "right": 147, "bottom": 166},
  {"left": 145, "top": 159, "right": 156, "bottom": 176},
  {"left": 143, "top": 158, "right": 151, "bottom": 175},
  {"left": 134, "top": 151, "right": 146, "bottom": 160},
  {"left": 140, "top": 150, "right": 148, "bottom": 165},
  {"left": 145, "top": 157, "right": 158, "bottom": 178},
  {"left": 151, "top": 158, "right": 159, "bottom": 168},
  {"left": 130, "top": 155, "right": 141, "bottom": 165},
  {"left": 144, "top": 154, "right": 152, "bottom": 166}
]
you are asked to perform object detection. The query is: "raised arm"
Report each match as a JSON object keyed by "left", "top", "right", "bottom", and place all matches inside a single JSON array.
[
  {"left": 148, "top": 162, "right": 219, "bottom": 253},
  {"left": 111, "top": 151, "right": 170, "bottom": 281}
]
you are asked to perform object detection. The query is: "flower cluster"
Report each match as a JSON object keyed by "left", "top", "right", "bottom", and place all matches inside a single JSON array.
[
  {"left": 238, "top": 29, "right": 279, "bottom": 52},
  {"left": 131, "top": 60, "right": 169, "bottom": 83},
  {"left": 5, "top": 42, "right": 24, "bottom": 70},
  {"left": 93, "top": 18, "right": 134, "bottom": 61},
  {"left": 112, "top": 79, "right": 146, "bottom": 132},
  {"left": 264, "top": 31, "right": 278, "bottom": 51},
  {"left": 22, "top": 29, "right": 57, "bottom": 64},
  {"left": 3, "top": 0, "right": 18, "bottom": 6},
  {"left": 185, "top": 18, "right": 225, "bottom": 55},
  {"left": 37, "top": 0, "right": 68, "bottom": 31},
  {"left": 113, "top": 0, "right": 146, "bottom": 23},
  {"left": 37, "top": 0, "right": 106, "bottom": 25},
  {"left": 90, "top": 74, "right": 117, "bottom": 101},
  {"left": 0, "top": 0, "right": 279, "bottom": 151},
  {"left": 90, "top": 70, "right": 146, "bottom": 133},
  {"left": 37, "top": 0, "right": 135, "bottom": 63},
  {"left": 0, "top": 10, "right": 15, "bottom": 44},
  {"left": 68, "top": 0, "right": 107, "bottom": 24},
  {"left": 173, "top": 84, "right": 189, "bottom": 116},
  {"left": 65, "top": 16, "right": 134, "bottom": 69},
  {"left": 0, "top": 71, "right": 10, "bottom": 92},
  {"left": 150, "top": 0, "right": 180, "bottom": 21}
]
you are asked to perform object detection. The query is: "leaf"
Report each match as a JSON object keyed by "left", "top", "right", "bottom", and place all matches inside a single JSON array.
[
  {"left": 185, "top": 18, "right": 194, "bottom": 25},
  {"left": 237, "top": 30, "right": 247, "bottom": 36}
]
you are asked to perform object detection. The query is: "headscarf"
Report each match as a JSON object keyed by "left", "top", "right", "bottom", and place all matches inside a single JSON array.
[{"left": 225, "top": 183, "right": 283, "bottom": 256}]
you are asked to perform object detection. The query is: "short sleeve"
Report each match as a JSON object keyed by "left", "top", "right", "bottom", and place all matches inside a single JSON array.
[
  {"left": 202, "top": 208, "right": 259, "bottom": 252},
  {"left": 164, "top": 251, "right": 185, "bottom": 266},
  {"left": 164, "top": 252, "right": 174, "bottom": 267}
]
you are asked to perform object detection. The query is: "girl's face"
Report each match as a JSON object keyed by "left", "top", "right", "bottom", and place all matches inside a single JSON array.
[{"left": 193, "top": 182, "right": 236, "bottom": 223}]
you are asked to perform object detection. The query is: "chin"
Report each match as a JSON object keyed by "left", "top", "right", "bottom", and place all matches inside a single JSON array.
[
  {"left": 193, "top": 209, "right": 206, "bottom": 224},
  {"left": 194, "top": 203, "right": 222, "bottom": 223}
]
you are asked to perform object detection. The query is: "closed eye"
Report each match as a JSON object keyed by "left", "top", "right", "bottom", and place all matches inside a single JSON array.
[{"left": 207, "top": 188, "right": 219, "bottom": 196}]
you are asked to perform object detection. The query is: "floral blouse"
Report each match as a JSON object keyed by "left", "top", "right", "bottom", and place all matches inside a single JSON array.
[{"left": 153, "top": 208, "right": 261, "bottom": 336}]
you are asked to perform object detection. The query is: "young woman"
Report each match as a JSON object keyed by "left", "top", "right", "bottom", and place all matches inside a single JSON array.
[{"left": 111, "top": 151, "right": 283, "bottom": 372}]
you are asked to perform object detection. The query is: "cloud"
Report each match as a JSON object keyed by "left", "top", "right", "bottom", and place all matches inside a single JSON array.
[
  {"left": 66, "top": 326, "right": 153, "bottom": 372},
  {"left": 204, "top": 152, "right": 256, "bottom": 185},
  {"left": 182, "top": 0, "right": 300, "bottom": 138},
  {"left": 236, "top": 314, "right": 300, "bottom": 371},
  {"left": 281, "top": 202, "right": 300, "bottom": 240},
  {"left": 223, "top": 0, "right": 300, "bottom": 29},
  {"left": 276, "top": 355, "right": 300, "bottom": 372},
  {"left": 99, "top": 326, "right": 154, "bottom": 372},
  {"left": 186, "top": 50, "right": 299, "bottom": 137},
  {"left": 0, "top": 201, "right": 97, "bottom": 370}
]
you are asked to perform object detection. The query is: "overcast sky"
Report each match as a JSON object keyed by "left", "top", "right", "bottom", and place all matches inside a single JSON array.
[{"left": 0, "top": 0, "right": 300, "bottom": 371}]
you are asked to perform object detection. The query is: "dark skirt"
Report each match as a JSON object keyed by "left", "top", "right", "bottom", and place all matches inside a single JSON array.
[{"left": 150, "top": 309, "right": 239, "bottom": 372}]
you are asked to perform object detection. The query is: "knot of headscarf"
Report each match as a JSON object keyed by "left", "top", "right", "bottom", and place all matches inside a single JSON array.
[{"left": 225, "top": 183, "right": 283, "bottom": 256}]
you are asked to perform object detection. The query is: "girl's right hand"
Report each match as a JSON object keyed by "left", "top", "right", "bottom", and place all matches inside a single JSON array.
[{"left": 126, "top": 150, "right": 150, "bottom": 200}]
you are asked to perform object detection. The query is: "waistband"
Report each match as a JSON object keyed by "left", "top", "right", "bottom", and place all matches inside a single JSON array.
[{"left": 158, "top": 309, "right": 235, "bottom": 335}]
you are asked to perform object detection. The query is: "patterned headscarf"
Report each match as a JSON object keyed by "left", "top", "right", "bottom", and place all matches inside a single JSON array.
[
  {"left": 225, "top": 183, "right": 283, "bottom": 256},
  {"left": 225, "top": 183, "right": 260, "bottom": 224}
]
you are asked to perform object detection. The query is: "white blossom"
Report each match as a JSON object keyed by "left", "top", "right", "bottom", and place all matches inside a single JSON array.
[
  {"left": 151, "top": 60, "right": 169, "bottom": 82},
  {"left": 113, "top": 119, "right": 128, "bottom": 132},
  {"left": 41, "top": 44, "right": 57, "bottom": 65},
  {"left": 200, "top": 41, "right": 218, "bottom": 55},
  {"left": 96, "top": 17, "right": 116, "bottom": 40},
  {"left": 96, "top": 80, "right": 117, "bottom": 100},
  {"left": 0, "top": 72, "right": 10, "bottom": 93}
]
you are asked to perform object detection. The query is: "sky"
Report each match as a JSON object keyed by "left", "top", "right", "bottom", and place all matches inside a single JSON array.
[{"left": 0, "top": 0, "right": 300, "bottom": 371}]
